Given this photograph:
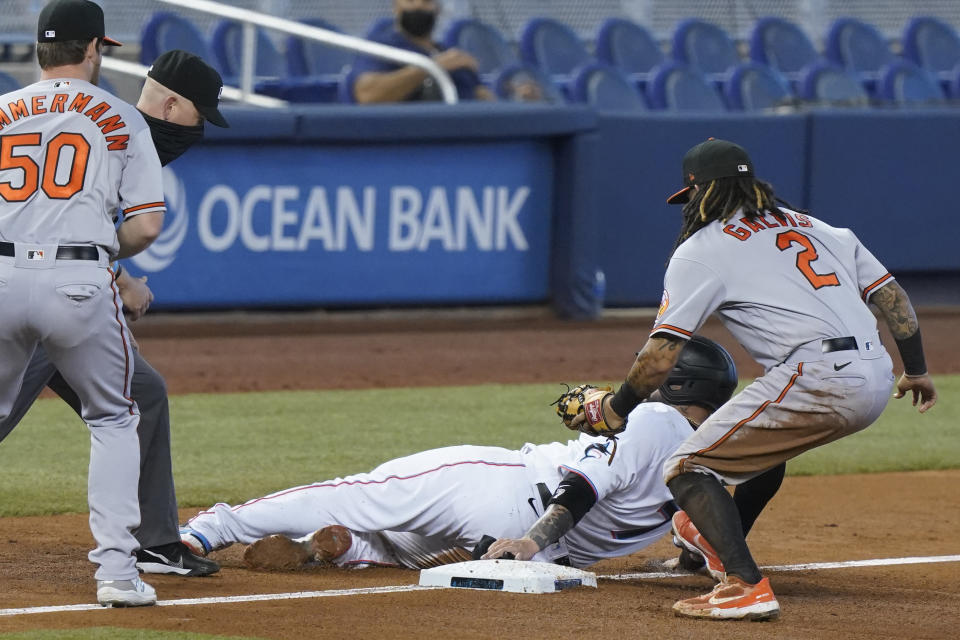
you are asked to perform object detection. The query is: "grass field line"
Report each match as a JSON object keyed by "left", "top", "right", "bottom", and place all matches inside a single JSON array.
[{"left": 2, "top": 554, "right": 958, "bottom": 618}]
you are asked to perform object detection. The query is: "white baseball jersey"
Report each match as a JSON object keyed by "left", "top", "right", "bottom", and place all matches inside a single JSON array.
[
  {"left": 184, "top": 402, "right": 691, "bottom": 569},
  {"left": 652, "top": 209, "right": 891, "bottom": 370},
  {"left": 0, "top": 78, "right": 164, "bottom": 255}
]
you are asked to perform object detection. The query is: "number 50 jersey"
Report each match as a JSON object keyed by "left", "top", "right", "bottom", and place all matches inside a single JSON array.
[
  {"left": 652, "top": 208, "right": 892, "bottom": 371},
  {"left": 0, "top": 78, "right": 164, "bottom": 257}
]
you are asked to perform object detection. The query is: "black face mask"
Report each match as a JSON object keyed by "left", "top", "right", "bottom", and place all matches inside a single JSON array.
[
  {"left": 140, "top": 111, "right": 204, "bottom": 166},
  {"left": 399, "top": 9, "right": 436, "bottom": 38}
]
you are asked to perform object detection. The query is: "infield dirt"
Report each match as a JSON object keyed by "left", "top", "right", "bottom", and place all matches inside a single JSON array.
[{"left": 1, "top": 308, "right": 957, "bottom": 639}]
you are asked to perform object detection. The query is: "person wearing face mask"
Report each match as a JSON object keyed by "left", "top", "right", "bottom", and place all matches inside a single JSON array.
[
  {"left": 0, "top": 48, "right": 228, "bottom": 580},
  {"left": 352, "top": 0, "right": 495, "bottom": 103}
]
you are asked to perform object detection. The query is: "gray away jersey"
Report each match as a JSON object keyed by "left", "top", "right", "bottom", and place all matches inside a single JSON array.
[
  {"left": 652, "top": 209, "right": 892, "bottom": 370},
  {"left": 0, "top": 78, "right": 164, "bottom": 256}
]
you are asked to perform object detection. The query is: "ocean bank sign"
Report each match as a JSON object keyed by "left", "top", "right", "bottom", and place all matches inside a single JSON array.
[{"left": 129, "top": 142, "right": 554, "bottom": 308}]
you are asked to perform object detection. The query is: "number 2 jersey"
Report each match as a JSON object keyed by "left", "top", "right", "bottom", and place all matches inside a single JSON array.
[
  {"left": 652, "top": 208, "right": 892, "bottom": 371},
  {"left": 0, "top": 78, "right": 165, "bottom": 256}
]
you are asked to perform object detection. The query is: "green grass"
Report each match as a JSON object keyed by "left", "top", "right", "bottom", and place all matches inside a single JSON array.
[
  {"left": 0, "top": 630, "right": 263, "bottom": 640},
  {"left": 0, "top": 378, "right": 956, "bottom": 517}
]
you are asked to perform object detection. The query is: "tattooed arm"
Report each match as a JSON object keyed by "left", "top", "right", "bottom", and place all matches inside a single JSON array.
[
  {"left": 481, "top": 505, "right": 575, "bottom": 561},
  {"left": 870, "top": 280, "right": 919, "bottom": 339},
  {"left": 870, "top": 281, "right": 937, "bottom": 412},
  {"left": 569, "top": 334, "right": 688, "bottom": 433}
]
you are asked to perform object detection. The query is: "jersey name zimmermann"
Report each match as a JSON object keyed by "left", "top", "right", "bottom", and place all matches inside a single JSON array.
[{"left": 0, "top": 87, "right": 130, "bottom": 151}]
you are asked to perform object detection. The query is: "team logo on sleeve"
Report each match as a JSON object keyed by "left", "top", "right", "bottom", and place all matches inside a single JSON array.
[
  {"left": 656, "top": 290, "right": 669, "bottom": 321},
  {"left": 579, "top": 442, "right": 611, "bottom": 462}
]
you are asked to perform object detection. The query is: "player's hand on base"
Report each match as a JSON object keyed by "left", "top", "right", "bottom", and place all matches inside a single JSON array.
[
  {"left": 893, "top": 373, "right": 937, "bottom": 413},
  {"left": 117, "top": 271, "right": 154, "bottom": 321},
  {"left": 481, "top": 537, "right": 539, "bottom": 561}
]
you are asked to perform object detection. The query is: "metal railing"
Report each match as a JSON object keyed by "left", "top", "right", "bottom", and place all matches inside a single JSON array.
[
  {"left": 157, "top": 0, "right": 459, "bottom": 104},
  {"left": 99, "top": 57, "right": 287, "bottom": 108}
]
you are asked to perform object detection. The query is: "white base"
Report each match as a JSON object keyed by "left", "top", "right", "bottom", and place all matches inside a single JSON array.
[{"left": 418, "top": 559, "right": 597, "bottom": 594}]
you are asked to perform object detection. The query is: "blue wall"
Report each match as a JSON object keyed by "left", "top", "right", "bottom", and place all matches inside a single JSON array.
[{"left": 124, "top": 103, "right": 960, "bottom": 315}]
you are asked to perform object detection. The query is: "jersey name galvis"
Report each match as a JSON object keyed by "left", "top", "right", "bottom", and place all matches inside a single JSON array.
[{"left": 652, "top": 209, "right": 891, "bottom": 369}]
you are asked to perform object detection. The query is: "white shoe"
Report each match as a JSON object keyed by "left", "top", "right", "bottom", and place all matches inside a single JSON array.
[
  {"left": 97, "top": 576, "right": 157, "bottom": 607},
  {"left": 179, "top": 527, "right": 212, "bottom": 557}
]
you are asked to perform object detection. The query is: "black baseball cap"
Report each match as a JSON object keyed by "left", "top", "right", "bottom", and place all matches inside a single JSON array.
[
  {"left": 37, "top": 0, "right": 122, "bottom": 47},
  {"left": 148, "top": 50, "right": 229, "bottom": 128},
  {"left": 666, "top": 138, "right": 755, "bottom": 204}
]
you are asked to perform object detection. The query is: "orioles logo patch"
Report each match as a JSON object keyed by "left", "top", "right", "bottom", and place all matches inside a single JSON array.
[{"left": 657, "top": 290, "right": 669, "bottom": 320}]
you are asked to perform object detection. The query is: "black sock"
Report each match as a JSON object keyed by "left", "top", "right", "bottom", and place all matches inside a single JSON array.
[
  {"left": 668, "top": 472, "right": 763, "bottom": 584},
  {"left": 735, "top": 462, "right": 786, "bottom": 537}
]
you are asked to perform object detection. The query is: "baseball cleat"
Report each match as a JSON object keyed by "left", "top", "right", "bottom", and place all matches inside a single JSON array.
[
  {"left": 243, "top": 534, "right": 313, "bottom": 571},
  {"left": 310, "top": 525, "right": 352, "bottom": 563},
  {"left": 179, "top": 527, "right": 213, "bottom": 557},
  {"left": 663, "top": 548, "right": 708, "bottom": 573},
  {"left": 97, "top": 576, "right": 157, "bottom": 607},
  {"left": 672, "top": 575, "right": 779, "bottom": 621},
  {"left": 671, "top": 510, "right": 725, "bottom": 581},
  {"left": 136, "top": 541, "right": 221, "bottom": 576}
]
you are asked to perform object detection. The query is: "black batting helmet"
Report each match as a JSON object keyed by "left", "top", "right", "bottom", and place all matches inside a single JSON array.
[{"left": 657, "top": 336, "right": 737, "bottom": 411}]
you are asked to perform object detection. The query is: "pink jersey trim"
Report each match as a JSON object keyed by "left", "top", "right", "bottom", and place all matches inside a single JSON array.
[
  {"left": 558, "top": 465, "right": 598, "bottom": 500},
  {"left": 191, "top": 459, "right": 527, "bottom": 517}
]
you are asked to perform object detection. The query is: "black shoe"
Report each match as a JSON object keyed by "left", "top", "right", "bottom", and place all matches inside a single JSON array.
[
  {"left": 136, "top": 541, "right": 220, "bottom": 577},
  {"left": 677, "top": 547, "right": 707, "bottom": 572}
]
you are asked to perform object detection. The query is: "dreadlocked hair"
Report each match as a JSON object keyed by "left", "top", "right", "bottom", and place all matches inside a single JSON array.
[{"left": 670, "top": 177, "right": 804, "bottom": 256}]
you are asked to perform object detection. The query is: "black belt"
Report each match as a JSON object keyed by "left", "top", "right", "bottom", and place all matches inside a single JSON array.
[
  {"left": 822, "top": 336, "right": 858, "bottom": 353},
  {"left": 0, "top": 242, "right": 99, "bottom": 261}
]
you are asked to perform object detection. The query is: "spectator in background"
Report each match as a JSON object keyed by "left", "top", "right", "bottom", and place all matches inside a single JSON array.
[{"left": 352, "top": 0, "right": 494, "bottom": 102}]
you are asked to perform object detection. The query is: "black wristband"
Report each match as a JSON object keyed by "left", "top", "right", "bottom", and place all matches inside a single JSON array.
[
  {"left": 609, "top": 381, "right": 643, "bottom": 418},
  {"left": 113, "top": 263, "right": 124, "bottom": 282},
  {"left": 547, "top": 472, "right": 597, "bottom": 525},
  {"left": 895, "top": 329, "right": 927, "bottom": 376}
]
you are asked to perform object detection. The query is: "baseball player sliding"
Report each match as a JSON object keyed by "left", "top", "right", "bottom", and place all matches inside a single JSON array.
[
  {"left": 180, "top": 338, "right": 737, "bottom": 572},
  {"left": 565, "top": 139, "right": 937, "bottom": 621},
  {"left": 0, "top": 48, "right": 229, "bottom": 580},
  {"left": 0, "top": 0, "right": 165, "bottom": 606}
]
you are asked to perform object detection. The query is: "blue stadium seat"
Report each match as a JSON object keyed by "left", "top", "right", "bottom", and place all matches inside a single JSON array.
[
  {"left": 749, "top": 17, "right": 820, "bottom": 84},
  {"left": 338, "top": 66, "right": 362, "bottom": 103},
  {"left": 139, "top": 12, "right": 211, "bottom": 66},
  {"left": 594, "top": 18, "right": 663, "bottom": 83},
  {"left": 671, "top": 18, "right": 740, "bottom": 79},
  {"left": 519, "top": 18, "right": 592, "bottom": 76},
  {"left": 570, "top": 63, "right": 646, "bottom": 111},
  {"left": 902, "top": 16, "right": 960, "bottom": 82},
  {"left": 493, "top": 64, "right": 564, "bottom": 104},
  {"left": 824, "top": 17, "right": 895, "bottom": 90},
  {"left": 443, "top": 19, "right": 515, "bottom": 77},
  {"left": 953, "top": 62, "right": 960, "bottom": 98},
  {"left": 211, "top": 20, "right": 286, "bottom": 79},
  {"left": 879, "top": 59, "right": 946, "bottom": 106},
  {"left": 0, "top": 70, "right": 20, "bottom": 94},
  {"left": 799, "top": 60, "right": 870, "bottom": 106},
  {"left": 285, "top": 18, "right": 352, "bottom": 76},
  {"left": 647, "top": 61, "right": 726, "bottom": 112},
  {"left": 724, "top": 62, "right": 793, "bottom": 111}
]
